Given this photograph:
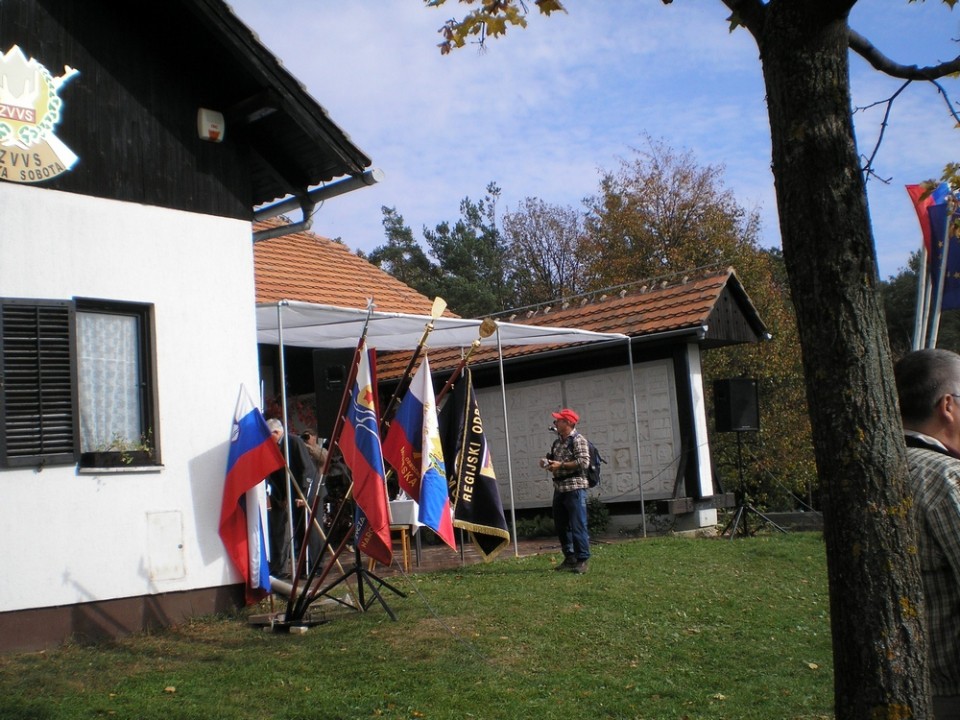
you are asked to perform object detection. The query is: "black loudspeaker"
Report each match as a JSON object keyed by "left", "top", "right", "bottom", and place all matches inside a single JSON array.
[
  {"left": 714, "top": 379, "right": 760, "bottom": 432},
  {"left": 312, "top": 348, "right": 355, "bottom": 440}
]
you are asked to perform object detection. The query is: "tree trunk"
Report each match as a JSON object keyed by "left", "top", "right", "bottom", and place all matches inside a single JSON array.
[{"left": 750, "top": 3, "right": 928, "bottom": 717}]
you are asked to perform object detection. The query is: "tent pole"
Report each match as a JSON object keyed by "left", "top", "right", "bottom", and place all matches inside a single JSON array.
[
  {"left": 276, "top": 301, "right": 296, "bottom": 579},
  {"left": 496, "top": 328, "right": 519, "bottom": 556},
  {"left": 626, "top": 338, "right": 647, "bottom": 537}
]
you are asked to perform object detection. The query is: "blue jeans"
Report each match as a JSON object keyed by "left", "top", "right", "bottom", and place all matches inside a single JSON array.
[{"left": 553, "top": 488, "right": 590, "bottom": 561}]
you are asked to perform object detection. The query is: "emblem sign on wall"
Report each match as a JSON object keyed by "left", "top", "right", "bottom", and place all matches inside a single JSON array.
[{"left": 0, "top": 45, "right": 79, "bottom": 184}]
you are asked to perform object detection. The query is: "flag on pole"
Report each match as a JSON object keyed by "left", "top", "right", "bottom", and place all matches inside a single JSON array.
[
  {"left": 928, "top": 197, "right": 960, "bottom": 312},
  {"left": 906, "top": 183, "right": 951, "bottom": 253},
  {"left": 907, "top": 183, "right": 958, "bottom": 346},
  {"left": 383, "top": 356, "right": 456, "bottom": 549},
  {"left": 219, "top": 385, "right": 285, "bottom": 604},
  {"left": 439, "top": 368, "right": 510, "bottom": 561},
  {"left": 246, "top": 481, "right": 271, "bottom": 595},
  {"left": 338, "top": 342, "right": 393, "bottom": 566}
]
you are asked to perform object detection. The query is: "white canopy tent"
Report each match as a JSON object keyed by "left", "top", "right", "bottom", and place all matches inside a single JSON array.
[
  {"left": 255, "top": 300, "right": 625, "bottom": 350},
  {"left": 256, "top": 300, "right": 644, "bottom": 555}
]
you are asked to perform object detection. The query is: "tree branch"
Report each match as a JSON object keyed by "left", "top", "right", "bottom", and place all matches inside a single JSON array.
[
  {"left": 930, "top": 76, "right": 960, "bottom": 127},
  {"left": 857, "top": 80, "right": 911, "bottom": 185},
  {"left": 848, "top": 27, "right": 960, "bottom": 157},
  {"left": 849, "top": 28, "right": 960, "bottom": 80},
  {"left": 718, "top": 0, "right": 766, "bottom": 35}
]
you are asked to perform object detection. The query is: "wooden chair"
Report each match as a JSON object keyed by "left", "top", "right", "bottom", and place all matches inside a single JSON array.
[{"left": 367, "top": 524, "right": 412, "bottom": 572}]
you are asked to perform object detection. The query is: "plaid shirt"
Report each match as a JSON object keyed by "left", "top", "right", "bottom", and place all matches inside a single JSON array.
[
  {"left": 549, "top": 431, "right": 590, "bottom": 493},
  {"left": 905, "top": 432, "right": 960, "bottom": 696}
]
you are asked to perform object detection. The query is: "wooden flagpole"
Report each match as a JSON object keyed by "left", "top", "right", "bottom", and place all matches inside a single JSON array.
[
  {"left": 284, "top": 299, "right": 375, "bottom": 622},
  {"left": 436, "top": 318, "right": 497, "bottom": 405},
  {"left": 298, "top": 299, "right": 449, "bottom": 619},
  {"left": 380, "top": 296, "right": 446, "bottom": 426}
]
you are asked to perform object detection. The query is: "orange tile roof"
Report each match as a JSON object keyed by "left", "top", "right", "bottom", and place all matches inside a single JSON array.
[
  {"left": 253, "top": 218, "right": 451, "bottom": 316},
  {"left": 249, "top": 224, "right": 766, "bottom": 381},
  {"left": 503, "top": 267, "right": 755, "bottom": 339},
  {"left": 377, "top": 266, "right": 767, "bottom": 379}
]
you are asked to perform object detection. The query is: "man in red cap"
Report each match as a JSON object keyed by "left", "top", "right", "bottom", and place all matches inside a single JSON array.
[{"left": 544, "top": 407, "right": 591, "bottom": 573}]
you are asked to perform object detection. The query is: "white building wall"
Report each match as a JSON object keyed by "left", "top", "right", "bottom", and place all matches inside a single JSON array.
[{"left": 0, "top": 183, "right": 260, "bottom": 612}]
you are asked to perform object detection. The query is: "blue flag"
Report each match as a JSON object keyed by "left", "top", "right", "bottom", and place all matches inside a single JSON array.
[{"left": 927, "top": 197, "right": 960, "bottom": 311}]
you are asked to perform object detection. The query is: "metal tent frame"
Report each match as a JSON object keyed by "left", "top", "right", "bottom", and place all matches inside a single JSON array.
[{"left": 257, "top": 300, "right": 646, "bottom": 558}]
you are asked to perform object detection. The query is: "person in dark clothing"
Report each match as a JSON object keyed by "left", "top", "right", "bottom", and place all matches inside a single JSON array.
[{"left": 265, "top": 419, "right": 320, "bottom": 577}]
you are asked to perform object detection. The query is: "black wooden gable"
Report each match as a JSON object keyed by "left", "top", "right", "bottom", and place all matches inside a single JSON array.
[
  {"left": 701, "top": 282, "right": 769, "bottom": 348},
  {"left": 185, "top": 0, "right": 372, "bottom": 205},
  {"left": 1, "top": 0, "right": 371, "bottom": 218}
]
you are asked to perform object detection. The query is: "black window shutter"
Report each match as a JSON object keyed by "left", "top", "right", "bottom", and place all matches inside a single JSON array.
[{"left": 0, "top": 299, "right": 79, "bottom": 467}]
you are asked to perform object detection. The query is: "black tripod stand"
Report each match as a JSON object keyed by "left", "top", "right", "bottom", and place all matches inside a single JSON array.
[
  {"left": 722, "top": 431, "right": 786, "bottom": 539},
  {"left": 311, "top": 541, "right": 407, "bottom": 620}
]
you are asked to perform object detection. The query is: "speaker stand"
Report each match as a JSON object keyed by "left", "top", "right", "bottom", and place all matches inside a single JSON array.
[{"left": 722, "top": 431, "right": 787, "bottom": 539}]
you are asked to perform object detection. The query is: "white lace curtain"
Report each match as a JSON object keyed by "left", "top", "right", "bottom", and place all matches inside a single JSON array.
[{"left": 77, "top": 312, "right": 141, "bottom": 452}]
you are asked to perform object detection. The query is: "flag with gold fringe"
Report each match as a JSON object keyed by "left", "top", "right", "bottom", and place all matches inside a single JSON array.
[{"left": 439, "top": 368, "right": 510, "bottom": 560}]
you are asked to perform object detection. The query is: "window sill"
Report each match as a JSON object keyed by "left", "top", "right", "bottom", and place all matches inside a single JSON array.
[
  {"left": 78, "top": 463, "right": 164, "bottom": 475},
  {"left": 79, "top": 450, "right": 158, "bottom": 470},
  {"left": 78, "top": 452, "right": 163, "bottom": 474}
]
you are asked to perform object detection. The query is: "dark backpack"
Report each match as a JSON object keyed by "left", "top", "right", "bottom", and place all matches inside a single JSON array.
[{"left": 567, "top": 436, "right": 606, "bottom": 488}]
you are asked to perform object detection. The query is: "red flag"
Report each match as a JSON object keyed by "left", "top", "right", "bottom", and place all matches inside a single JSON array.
[
  {"left": 907, "top": 183, "right": 951, "bottom": 254},
  {"left": 338, "top": 343, "right": 392, "bottom": 566}
]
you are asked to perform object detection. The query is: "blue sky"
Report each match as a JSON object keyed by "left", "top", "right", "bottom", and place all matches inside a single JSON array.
[{"left": 228, "top": 1, "right": 959, "bottom": 281}]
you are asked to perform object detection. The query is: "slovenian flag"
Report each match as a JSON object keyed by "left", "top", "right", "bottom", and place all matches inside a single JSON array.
[
  {"left": 219, "top": 385, "right": 285, "bottom": 604},
  {"left": 338, "top": 343, "right": 393, "bottom": 566},
  {"left": 383, "top": 356, "right": 456, "bottom": 549}
]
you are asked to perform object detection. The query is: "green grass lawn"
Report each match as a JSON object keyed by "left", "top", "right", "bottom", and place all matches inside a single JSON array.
[{"left": 0, "top": 532, "right": 832, "bottom": 720}]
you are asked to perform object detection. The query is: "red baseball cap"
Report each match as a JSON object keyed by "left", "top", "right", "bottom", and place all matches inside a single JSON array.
[{"left": 551, "top": 408, "right": 579, "bottom": 425}]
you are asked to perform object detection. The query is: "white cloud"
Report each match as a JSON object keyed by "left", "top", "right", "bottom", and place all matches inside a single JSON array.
[{"left": 230, "top": 0, "right": 959, "bottom": 279}]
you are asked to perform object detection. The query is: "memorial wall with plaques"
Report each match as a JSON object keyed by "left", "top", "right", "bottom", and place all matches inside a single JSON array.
[{"left": 474, "top": 358, "right": 681, "bottom": 509}]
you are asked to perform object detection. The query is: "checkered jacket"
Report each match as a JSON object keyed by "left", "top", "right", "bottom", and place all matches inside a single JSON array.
[
  {"left": 549, "top": 431, "right": 590, "bottom": 493},
  {"left": 905, "top": 432, "right": 960, "bottom": 696}
]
